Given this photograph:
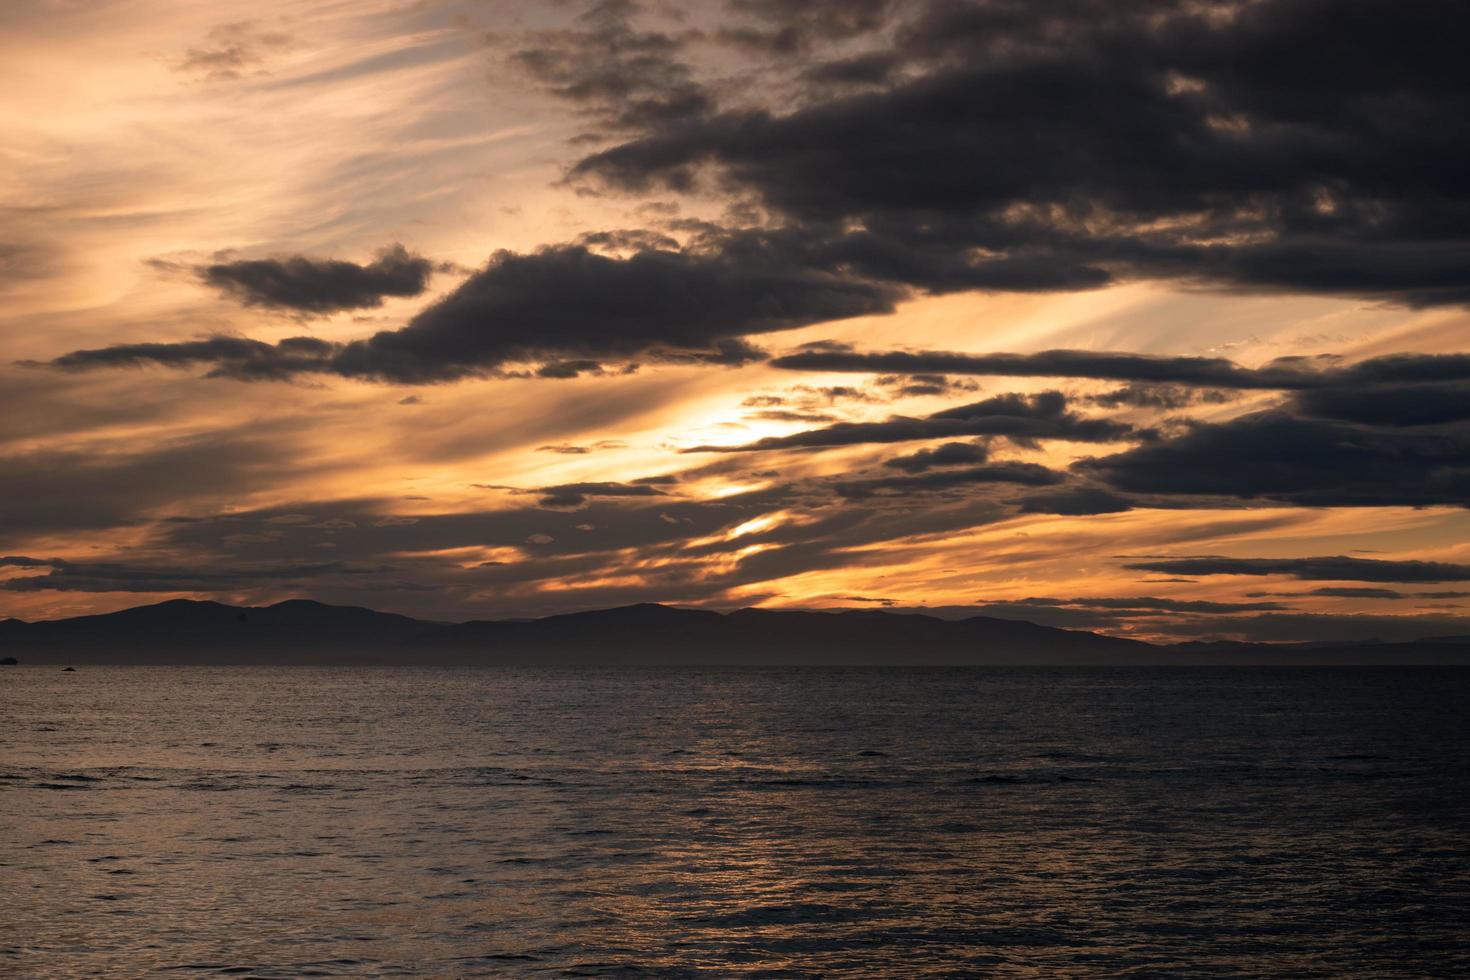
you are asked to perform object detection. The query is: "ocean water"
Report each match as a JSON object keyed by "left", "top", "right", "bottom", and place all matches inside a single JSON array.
[{"left": 3, "top": 667, "right": 1468, "bottom": 978}]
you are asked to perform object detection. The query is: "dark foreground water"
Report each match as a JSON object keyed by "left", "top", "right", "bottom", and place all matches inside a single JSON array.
[{"left": 3, "top": 667, "right": 1468, "bottom": 978}]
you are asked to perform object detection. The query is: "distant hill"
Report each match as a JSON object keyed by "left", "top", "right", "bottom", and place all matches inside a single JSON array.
[
  {"left": 2, "top": 599, "right": 1468, "bottom": 666},
  {"left": 0, "top": 599, "right": 432, "bottom": 664}
]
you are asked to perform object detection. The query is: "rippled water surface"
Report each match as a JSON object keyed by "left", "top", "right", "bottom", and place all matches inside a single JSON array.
[{"left": 4, "top": 666, "right": 1469, "bottom": 977}]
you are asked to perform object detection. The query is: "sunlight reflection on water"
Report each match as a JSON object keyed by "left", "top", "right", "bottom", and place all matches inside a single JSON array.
[{"left": 3, "top": 666, "right": 1469, "bottom": 977}]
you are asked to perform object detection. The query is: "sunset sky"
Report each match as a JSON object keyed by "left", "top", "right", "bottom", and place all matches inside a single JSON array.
[{"left": 4, "top": 0, "right": 1469, "bottom": 642}]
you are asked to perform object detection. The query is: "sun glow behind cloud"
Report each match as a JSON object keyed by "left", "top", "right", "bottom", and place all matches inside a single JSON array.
[{"left": 2, "top": 0, "right": 1469, "bottom": 645}]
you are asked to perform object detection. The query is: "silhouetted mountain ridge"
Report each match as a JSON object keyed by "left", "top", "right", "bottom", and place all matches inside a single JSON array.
[{"left": 2, "top": 599, "right": 1468, "bottom": 665}]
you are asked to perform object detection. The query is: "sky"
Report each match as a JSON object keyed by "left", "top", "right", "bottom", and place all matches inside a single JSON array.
[{"left": 3, "top": 0, "right": 1469, "bottom": 643}]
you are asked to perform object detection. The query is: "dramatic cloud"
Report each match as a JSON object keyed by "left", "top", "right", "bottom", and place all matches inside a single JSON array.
[
  {"left": 1247, "top": 587, "right": 1470, "bottom": 600},
  {"left": 27, "top": 0, "right": 1470, "bottom": 405},
  {"left": 1293, "top": 382, "right": 1470, "bottom": 427},
  {"left": 49, "top": 336, "right": 338, "bottom": 381},
  {"left": 1123, "top": 556, "right": 1470, "bottom": 584},
  {"left": 201, "top": 244, "right": 436, "bottom": 313},
  {"left": 883, "top": 441, "right": 989, "bottom": 473},
  {"left": 44, "top": 245, "right": 895, "bottom": 383},
  {"left": 327, "top": 245, "right": 890, "bottom": 382},
  {"left": 1017, "top": 488, "right": 1135, "bottom": 515},
  {"left": 770, "top": 349, "right": 1470, "bottom": 391},
  {"left": 686, "top": 391, "right": 1135, "bottom": 452},
  {"left": 1059, "top": 350, "right": 1470, "bottom": 509},
  {"left": 1081, "top": 411, "right": 1470, "bottom": 507},
  {"left": 573, "top": 0, "right": 1470, "bottom": 307},
  {"left": 5, "top": 0, "right": 1469, "bottom": 643}
]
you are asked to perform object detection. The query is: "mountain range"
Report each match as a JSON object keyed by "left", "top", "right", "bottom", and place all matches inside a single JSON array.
[{"left": 3, "top": 599, "right": 1469, "bottom": 666}]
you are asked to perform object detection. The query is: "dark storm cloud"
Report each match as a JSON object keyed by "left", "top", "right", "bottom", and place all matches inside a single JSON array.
[
  {"left": 803, "top": 51, "right": 903, "bottom": 87},
  {"left": 1123, "top": 556, "right": 1470, "bottom": 584},
  {"left": 201, "top": 244, "right": 435, "bottom": 313},
  {"left": 43, "top": 245, "right": 895, "bottom": 383},
  {"left": 1017, "top": 488, "right": 1134, "bottom": 515},
  {"left": 1293, "top": 382, "right": 1470, "bottom": 427},
  {"left": 685, "top": 391, "right": 1135, "bottom": 452},
  {"left": 534, "top": 359, "right": 607, "bottom": 379},
  {"left": 36, "top": 2, "right": 1470, "bottom": 391},
  {"left": 47, "top": 336, "right": 337, "bottom": 381},
  {"left": 1087, "top": 384, "right": 1236, "bottom": 410},
  {"left": 1080, "top": 410, "right": 1470, "bottom": 507},
  {"left": 1246, "top": 587, "right": 1470, "bottom": 600},
  {"left": 833, "top": 461, "right": 1064, "bottom": 499},
  {"left": 883, "top": 441, "right": 989, "bottom": 473},
  {"left": 326, "top": 245, "right": 892, "bottom": 383},
  {"left": 572, "top": 0, "right": 1470, "bottom": 308},
  {"left": 0, "top": 556, "right": 51, "bottom": 568},
  {"left": 1053, "top": 350, "right": 1470, "bottom": 509},
  {"left": 770, "top": 349, "right": 1470, "bottom": 391}
]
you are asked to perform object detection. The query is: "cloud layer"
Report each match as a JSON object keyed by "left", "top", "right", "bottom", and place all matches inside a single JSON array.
[
  {"left": 2, "top": 0, "right": 1467, "bottom": 645},
  {"left": 201, "top": 245, "right": 436, "bottom": 313}
]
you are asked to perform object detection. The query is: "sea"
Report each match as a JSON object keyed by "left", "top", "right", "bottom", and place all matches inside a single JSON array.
[{"left": 3, "top": 666, "right": 1468, "bottom": 978}]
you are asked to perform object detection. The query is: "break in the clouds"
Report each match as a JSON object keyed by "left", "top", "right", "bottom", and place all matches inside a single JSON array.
[
  {"left": 2, "top": 0, "right": 1468, "bottom": 644},
  {"left": 686, "top": 391, "right": 1136, "bottom": 452}
]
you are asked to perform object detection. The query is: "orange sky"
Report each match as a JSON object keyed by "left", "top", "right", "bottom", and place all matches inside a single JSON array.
[{"left": 3, "top": 0, "right": 1469, "bottom": 643}]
